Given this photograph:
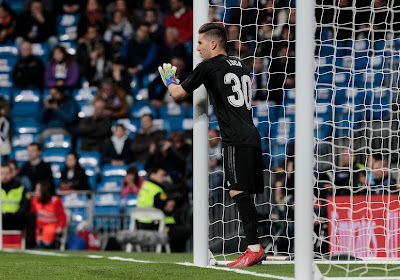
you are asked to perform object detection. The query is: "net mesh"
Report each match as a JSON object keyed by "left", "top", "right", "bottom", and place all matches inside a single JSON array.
[{"left": 207, "top": 0, "right": 400, "bottom": 278}]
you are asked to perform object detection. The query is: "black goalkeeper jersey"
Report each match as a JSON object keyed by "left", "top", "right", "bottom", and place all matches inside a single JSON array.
[{"left": 181, "top": 54, "right": 261, "bottom": 148}]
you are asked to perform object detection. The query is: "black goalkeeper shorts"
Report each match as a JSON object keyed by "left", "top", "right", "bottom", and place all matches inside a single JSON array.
[{"left": 223, "top": 146, "right": 264, "bottom": 194}]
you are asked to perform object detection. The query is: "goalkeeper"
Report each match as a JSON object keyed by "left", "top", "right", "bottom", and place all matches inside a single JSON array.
[{"left": 158, "top": 22, "right": 265, "bottom": 267}]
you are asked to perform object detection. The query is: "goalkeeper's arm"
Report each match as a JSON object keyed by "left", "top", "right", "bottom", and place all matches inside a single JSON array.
[
  {"left": 168, "top": 84, "right": 188, "bottom": 101},
  {"left": 158, "top": 63, "right": 188, "bottom": 101}
]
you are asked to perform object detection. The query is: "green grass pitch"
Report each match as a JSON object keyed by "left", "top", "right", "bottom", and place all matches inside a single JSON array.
[{"left": 1, "top": 250, "right": 400, "bottom": 279}]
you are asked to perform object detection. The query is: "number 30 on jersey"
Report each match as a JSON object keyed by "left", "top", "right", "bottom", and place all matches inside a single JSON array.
[{"left": 224, "top": 73, "right": 252, "bottom": 110}]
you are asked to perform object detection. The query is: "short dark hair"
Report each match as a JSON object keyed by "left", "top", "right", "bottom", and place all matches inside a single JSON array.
[
  {"left": 198, "top": 23, "right": 227, "bottom": 50},
  {"left": 141, "top": 113, "right": 154, "bottom": 120},
  {"left": 28, "top": 142, "right": 42, "bottom": 151}
]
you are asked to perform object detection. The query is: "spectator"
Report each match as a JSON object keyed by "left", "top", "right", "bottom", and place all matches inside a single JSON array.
[
  {"left": 159, "top": 27, "right": 188, "bottom": 66},
  {"left": 60, "top": 153, "right": 90, "bottom": 191},
  {"left": 12, "top": 40, "right": 45, "bottom": 89},
  {"left": 105, "top": 57, "right": 131, "bottom": 94},
  {"left": 57, "top": 0, "right": 81, "bottom": 14},
  {"left": 357, "top": 0, "right": 390, "bottom": 41},
  {"left": 20, "top": 143, "right": 54, "bottom": 192},
  {"left": 258, "top": 0, "right": 286, "bottom": 40},
  {"left": 131, "top": 114, "right": 166, "bottom": 163},
  {"left": 121, "top": 23, "right": 157, "bottom": 76},
  {"left": 0, "top": 3, "right": 16, "bottom": 43},
  {"left": 104, "top": 10, "right": 134, "bottom": 57},
  {"left": 0, "top": 96, "right": 11, "bottom": 158},
  {"left": 1, "top": 163, "right": 31, "bottom": 231},
  {"left": 267, "top": 44, "right": 295, "bottom": 104},
  {"left": 15, "top": 0, "right": 57, "bottom": 48},
  {"left": 145, "top": 132, "right": 190, "bottom": 184},
  {"left": 334, "top": 0, "right": 353, "bottom": 40},
  {"left": 137, "top": 167, "right": 191, "bottom": 252},
  {"left": 371, "top": 154, "right": 397, "bottom": 194},
  {"left": 333, "top": 148, "right": 364, "bottom": 196},
  {"left": 6, "top": 159, "right": 32, "bottom": 191},
  {"left": 44, "top": 46, "right": 80, "bottom": 89},
  {"left": 208, "top": 129, "right": 223, "bottom": 190},
  {"left": 148, "top": 57, "right": 189, "bottom": 109},
  {"left": 106, "top": 0, "right": 139, "bottom": 28},
  {"left": 227, "top": 41, "right": 254, "bottom": 69},
  {"left": 83, "top": 41, "right": 112, "bottom": 87},
  {"left": 121, "top": 166, "right": 145, "bottom": 198},
  {"left": 134, "top": 0, "right": 163, "bottom": 25},
  {"left": 78, "top": 99, "right": 112, "bottom": 152},
  {"left": 164, "top": 0, "right": 193, "bottom": 43},
  {"left": 31, "top": 180, "right": 66, "bottom": 249},
  {"left": 226, "top": 0, "right": 257, "bottom": 40},
  {"left": 38, "top": 86, "right": 79, "bottom": 142},
  {"left": 95, "top": 78, "right": 129, "bottom": 119},
  {"left": 76, "top": 25, "right": 102, "bottom": 78},
  {"left": 77, "top": 0, "right": 106, "bottom": 39},
  {"left": 102, "top": 124, "right": 133, "bottom": 165},
  {"left": 252, "top": 58, "right": 269, "bottom": 104},
  {"left": 145, "top": 8, "right": 164, "bottom": 45}
]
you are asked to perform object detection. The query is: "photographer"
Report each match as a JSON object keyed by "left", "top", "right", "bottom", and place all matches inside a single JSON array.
[{"left": 38, "top": 86, "right": 79, "bottom": 143}]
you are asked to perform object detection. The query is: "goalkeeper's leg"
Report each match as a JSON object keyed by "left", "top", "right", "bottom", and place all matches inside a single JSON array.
[{"left": 226, "top": 190, "right": 265, "bottom": 267}]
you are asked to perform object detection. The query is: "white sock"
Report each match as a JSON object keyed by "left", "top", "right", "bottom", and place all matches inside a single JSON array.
[{"left": 248, "top": 244, "right": 260, "bottom": 252}]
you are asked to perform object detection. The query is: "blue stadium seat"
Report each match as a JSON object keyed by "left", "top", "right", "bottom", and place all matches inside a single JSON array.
[
  {"left": 12, "top": 119, "right": 42, "bottom": 134},
  {"left": 62, "top": 193, "right": 89, "bottom": 224},
  {"left": 283, "top": 88, "right": 296, "bottom": 104},
  {"left": 0, "top": 56, "right": 17, "bottom": 73},
  {"left": 334, "top": 72, "right": 351, "bottom": 87},
  {"left": 73, "top": 87, "right": 97, "bottom": 102},
  {"left": 315, "top": 56, "right": 333, "bottom": 75},
  {"left": 124, "top": 195, "right": 138, "bottom": 214},
  {"left": 316, "top": 72, "right": 333, "bottom": 85},
  {"left": 318, "top": 40, "right": 335, "bottom": 57},
  {"left": 97, "top": 180, "right": 122, "bottom": 193},
  {"left": 78, "top": 151, "right": 101, "bottom": 169},
  {"left": 0, "top": 73, "right": 13, "bottom": 88},
  {"left": 42, "top": 150, "right": 69, "bottom": 186},
  {"left": 101, "top": 164, "right": 127, "bottom": 182},
  {"left": 277, "top": 104, "right": 296, "bottom": 122},
  {"left": 94, "top": 193, "right": 121, "bottom": 214},
  {"left": 315, "top": 87, "right": 333, "bottom": 103},
  {"left": 4, "top": 0, "right": 24, "bottom": 14},
  {"left": 159, "top": 104, "right": 186, "bottom": 119},
  {"left": 314, "top": 116, "right": 332, "bottom": 141},
  {"left": 9, "top": 147, "right": 29, "bottom": 166},
  {"left": 31, "top": 43, "right": 49, "bottom": 64},
  {"left": 77, "top": 102, "right": 94, "bottom": 118},
  {"left": 253, "top": 102, "right": 277, "bottom": 122},
  {"left": 130, "top": 104, "right": 157, "bottom": 120},
  {"left": 11, "top": 89, "right": 41, "bottom": 118},
  {"left": 366, "top": 87, "right": 391, "bottom": 120},
  {"left": 83, "top": 166, "right": 98, "bottom": 191},
  {"left": 43, "top": 134, "right": 72, "bottom": 153},
  {"left": 269, "top": 138, "right": 292, "bottom": 168},
  {"left": 374, "top": 40, "right": 386, "bottom": 51},
  {"left": 59, "top": 41, "right": 78, "bottom": 56},
  {"left": 12, "top": 134, "right": 38, "bottom": 149},
  {"left": 353, "top": 39, "right": 371, "bottom": 58},
  {"left": 254, "top": 116, "right": 271, "bottom": 138},
  {"left": 0, "top": 88, "right": 12, "bottom": 101},
  {"left": 57, "top": 14, "right": 79, "bottom": 41},
  {"left": 336, "top": 40, "right": 353, "bottom": 56},
  {"left": 163, "top": 117, "right": 185, "bottom": 133}
]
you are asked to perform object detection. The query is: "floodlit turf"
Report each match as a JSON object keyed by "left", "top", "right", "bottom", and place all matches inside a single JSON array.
[
  {"left": 0, "top": 250, "right": 292, "bottom": 280},
  {"left": 2, "top": 250, "right": 400, "bottom": 279}
]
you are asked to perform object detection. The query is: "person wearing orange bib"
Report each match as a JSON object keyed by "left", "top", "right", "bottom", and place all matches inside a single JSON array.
[{"left": 31, "top": 180, "right": 66, "bottom": 248}]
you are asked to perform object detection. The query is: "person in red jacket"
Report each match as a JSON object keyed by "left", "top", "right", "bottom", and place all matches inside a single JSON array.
[
  {"left": 31, "top": 180, "right": 67, "bottom": 248},
  {"left": 164, "top": 0, "right": 193, "bottom": 43}
]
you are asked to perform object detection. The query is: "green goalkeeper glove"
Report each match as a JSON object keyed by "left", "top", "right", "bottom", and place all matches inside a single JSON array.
[{"left": 158, "top": 63, "right": 179, "bottom": 87}]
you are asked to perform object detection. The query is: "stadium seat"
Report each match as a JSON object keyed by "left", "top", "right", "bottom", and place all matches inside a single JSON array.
[
  {"left": 31, "top": 43, "right": 49, "bottom": 64},
  {"left": 269, "top": 138, "right": 291, "bottom": 168},
  {"left": 97, "top": 180, "right": 122, "bottom": 193},
  {"left": 334, "top": 72, "right": 351, "bottom": 87},
  {"left": 130, "top": 104, "right": 157, "bottom": 120},
  {"left": 77, "top": 103, "right": 94, "bottom": 118},
  {"left": 73, "top": 87, "right": 97, "bottom": 102},
  {"left": 314, "top": 117, "right": 332, "bottom": 141},
  {"left": 58, "top": 41, "right": 78, "bottom": 56},
  {"left": 78, "top": 151, "right": 101, "bottom": 169},
  {"left": 0, "top": 56, "right": 17, "bottom": 73},
  {"left": 0, "top": 44, "right": 18, "bottom": 58},
  {"left": 57, "top": 14, "right": 79, "bottom": 41},
  {"left": 9, "top": 147, "right": 29, "bottom": 166},
  {"left": 0, "top": 73, "right": 13, "bottom": 88},
  {"left": 11, "top": 134, "right": 37, "bottom": 149},
  {"left": 315, "top": 87, "right": 333, "bottom": 103},
  {"left": 124, "top": 195, "right": 138, "bottom": 214},
  {"left": 94, "top": 193, "right": 121, "bottom": 215},
  {"left": 12, "top": 119, "right": 42, "bottom": 134},
  {"left": 11, "top": 89, "right": 41, "bottom": 118},
  {"left": 0, "top": 88, "right": 11, "bottom": 101},
  {"left": 254, "top": 116, "right": 271, "bottom": 138},
  {"left": 61, "top": 193, "right": 89, "bottom": 226},
  {"left": 315, "top": 56, "right": 333, "bottom": 75},
  {"left": 366, "top": 87, "right": 391, "bottom": 120},
  {"left": 114, "top": 118, "right": 140, "bottom": 137},
  {"left": 4, "top": 0, "right": 24, "bottom": 14},
  {"left": 42, "top": 150, "right": 69, "bottom": 186},
  {"left": 159, "top": 103, "right": 186, "bottom": 119},
  {"left": 101, "top": 164, "right": 127, "bottom": 182},
  {"left": 353, "top": 39, "right": 371, "bottom": 58},
  {"left": 43, "top": 134, "right": 72, "bottom": 153},
  {"left": 283, "top": 89, "right": 296, "bottom": 104},
  {"left": 83, "top": 166, "right": 98, "bottom": 191}
]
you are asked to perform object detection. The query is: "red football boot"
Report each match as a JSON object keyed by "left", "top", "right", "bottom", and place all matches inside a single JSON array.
[{"left": 233, "top": 245, "right": 265, "bottom": 267}]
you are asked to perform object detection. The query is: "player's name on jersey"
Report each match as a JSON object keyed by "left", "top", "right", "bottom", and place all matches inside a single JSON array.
[{"left": 226, "top": 59, "right": 243, "bottom": 67}]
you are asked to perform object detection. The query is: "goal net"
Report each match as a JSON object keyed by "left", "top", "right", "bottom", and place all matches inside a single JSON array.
[{"left": 206, "top": 0, "right": 400, "bottom": 278}]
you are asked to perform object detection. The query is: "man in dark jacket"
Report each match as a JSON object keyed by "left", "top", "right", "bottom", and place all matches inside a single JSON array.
[
  {"left": 15, "top": 0, "right": 57, "bottom": 47},
  {"left": 19, "top": 142, "right": 54, "bottom": 193},
  {"left": 38, "top": 86, "right": 79, "bottom": 142},
  {"left": 12, "top": 41, "right": 44, "bottom": 89},
  {"left": 78, "top": 99, "right": 112, "bottom": 152},
  {"left": 131, "top": 114, "right": 166, "bottom": 163}
]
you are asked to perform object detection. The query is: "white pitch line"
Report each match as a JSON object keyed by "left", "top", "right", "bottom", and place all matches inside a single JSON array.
[
  {"left": 2, "top": 250, "right": 292, "bottom": 279},
  {"left": 176, "top": 262, "right": 294, "bottom": 280}
]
